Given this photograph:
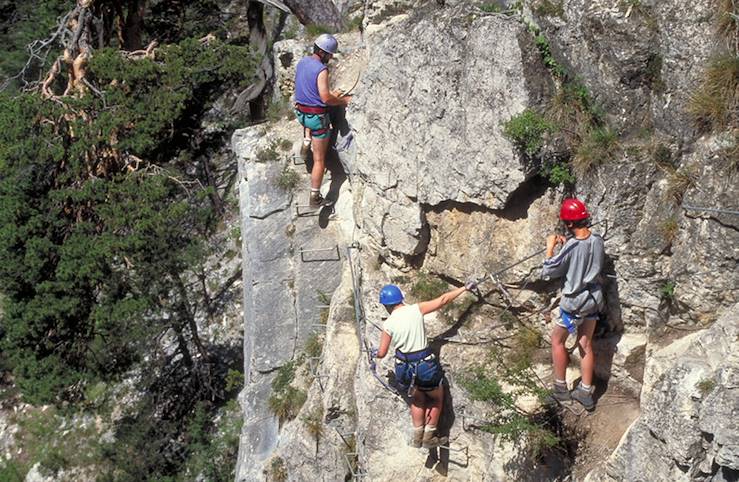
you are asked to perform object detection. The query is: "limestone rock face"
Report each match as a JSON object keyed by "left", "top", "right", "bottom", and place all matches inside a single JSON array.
[
  {"left": 593, "top": 304, "right": 739, "bottom": 481},
  {"left": 232, "top": 125, "right": 345, "bottom": 481},
  {"left": 351, "top": 3, "right": 553, "bottom": 256},
  {"left": 534, "top": 0, "right": 715, "bottom": 137},
  {"left": 577, "top": 135, "right": 739, "bottom": 333}
]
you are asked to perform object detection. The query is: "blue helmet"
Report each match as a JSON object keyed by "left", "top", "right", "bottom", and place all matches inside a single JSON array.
[{"left": 379, "top": 284, "right": 404, "bottom": 305}]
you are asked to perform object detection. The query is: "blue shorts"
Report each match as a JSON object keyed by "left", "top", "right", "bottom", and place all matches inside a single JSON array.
[
  {"left": 294, "top": 109, "right": 330, "bottom": 139},
  {"left": 395, "top": 357, "right": 443, "bottom": 391}
]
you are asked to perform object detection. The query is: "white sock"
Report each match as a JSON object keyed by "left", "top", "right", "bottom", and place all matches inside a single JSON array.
[
  {"left": 580, "top": 382, "right": 592, "bottom": 390},
  {"left": 555, "top": 379, "right": 567, "bottom": 385},
  {"left": 303, "top": 138, "right": 311, "bottom": 144},
  {"left": 310, "top": 188, "right": 320, "bottom": 193},
  {"left": 424, "top": 425, "right": 436, "bottom": 433}
]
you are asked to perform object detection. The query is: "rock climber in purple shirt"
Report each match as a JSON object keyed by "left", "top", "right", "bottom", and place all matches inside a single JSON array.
[{"left": 294, "top": 34, "right": 351, "bottom": 207}]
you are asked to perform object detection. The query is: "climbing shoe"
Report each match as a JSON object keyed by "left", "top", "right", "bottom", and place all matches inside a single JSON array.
[
  {"left": 410, "top": 426, "right": 424, "bottom": 448},
  {"left": 571, "top": 382, "right": 595, "bottom": 411},
  {"left": 309, "top": 191, "right": 324, "bottom": 208},
  {"left": 300, "top": 139, "right": 311, "bottom": 161},
  {"left": 546, "top": 381, "right": 571, "bottom": 404}
]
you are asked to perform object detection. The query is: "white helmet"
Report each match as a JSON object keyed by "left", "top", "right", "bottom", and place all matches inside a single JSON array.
[{"left": 314, "top": 33, "right": 338, "bottom": 55}]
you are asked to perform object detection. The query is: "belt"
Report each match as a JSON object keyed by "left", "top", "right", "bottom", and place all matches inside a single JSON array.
[
  {"left": 395, "top": 347, "right": 433, "bottom": 363},
  {"left": 295, "top": 103, "right": 326, "bottom": 114}
]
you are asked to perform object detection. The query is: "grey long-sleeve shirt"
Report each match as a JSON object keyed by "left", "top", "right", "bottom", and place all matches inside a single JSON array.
[{"left": 541, "top": 234, "right": 605, "bottom": 316}]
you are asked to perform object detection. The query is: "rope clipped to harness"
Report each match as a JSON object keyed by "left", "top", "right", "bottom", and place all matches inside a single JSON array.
[{"left": 347, "top": 244, "right": 404, "bottom": 400}]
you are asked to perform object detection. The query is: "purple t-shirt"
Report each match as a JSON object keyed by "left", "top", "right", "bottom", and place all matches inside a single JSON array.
[{"left": 294, "top": 56, "right": 327, "bottom": 107}]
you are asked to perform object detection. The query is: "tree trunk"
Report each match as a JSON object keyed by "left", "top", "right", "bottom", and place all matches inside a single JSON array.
[
  {"left": 122, "top": 0, "right": 147, "bottom": 51},
  {"left": 283, "top": 0, "right": 342, "bottom": 31}
]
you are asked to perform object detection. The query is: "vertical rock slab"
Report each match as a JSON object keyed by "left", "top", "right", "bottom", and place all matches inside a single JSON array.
[{"left": 350, "top": 4, "right": 553, "bottom": 256}]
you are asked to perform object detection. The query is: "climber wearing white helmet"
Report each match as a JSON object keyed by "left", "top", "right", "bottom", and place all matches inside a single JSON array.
[{"left": 294, "top": 33, "right": 352, "bottom": 208}]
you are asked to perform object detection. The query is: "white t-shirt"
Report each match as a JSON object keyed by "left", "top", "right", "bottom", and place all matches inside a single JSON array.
[{"left": 383, "top": 304, "right": 427, "bottom": 354}]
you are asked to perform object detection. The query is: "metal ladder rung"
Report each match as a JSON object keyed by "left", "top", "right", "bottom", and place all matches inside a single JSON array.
[
  {"left": 290, "top": 154, "right": 306, "bottom": 166},
  {"left": 299, "top": 245, "right": 340, "bottom": 262},
  {"left": 343, "top": 452, "right": 367, "bottom": 479},
  {"left": 295, "top": 204, "right": 320, "bottom": 217}
]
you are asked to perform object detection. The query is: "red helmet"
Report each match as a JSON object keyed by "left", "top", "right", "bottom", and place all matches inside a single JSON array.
[{"left": 560, "top": 198, "right": 589, "bottom": 221}]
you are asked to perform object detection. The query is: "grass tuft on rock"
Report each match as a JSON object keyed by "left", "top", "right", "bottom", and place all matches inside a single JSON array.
[
  {"left": 689, "top": 54, "right": 739, "bottom": 132},
  {"left": 573, "top": 127, "right": 619, "bottom": 177}
]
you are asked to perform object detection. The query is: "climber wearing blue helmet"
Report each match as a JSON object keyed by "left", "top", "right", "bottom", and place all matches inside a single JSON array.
[
  {"left": 374, "top": 279, "right": 477, "bottom": 449},
  {"left": 294, "top": 33, "right": 352, "bottom": 208}
]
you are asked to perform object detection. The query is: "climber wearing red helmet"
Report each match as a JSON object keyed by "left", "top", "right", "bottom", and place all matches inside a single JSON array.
[{"left": 541, "top": 198, "right": 605, "bottom": 411}]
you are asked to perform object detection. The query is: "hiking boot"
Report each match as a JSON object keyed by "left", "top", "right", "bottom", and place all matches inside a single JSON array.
[
  {"left": 422, "top": 434, "right": 448, "bottom": 449},
  {"left": 571, "top": 383, "right": 595, "bottom": 411},
  {"left": 300, "top": 139, "right": 311, "bottom": 161},
  {"left": 309, "top": 191, "right": 324, "bottom": 208},
  {"left": 422, "top": 427, "right": 447, "bottom": 449},
  {"left": 546, "top": 381, "right": 571, "bottom": 404},
  {"left": 410, "top": 426, "right": 424, "bottom": 448}
]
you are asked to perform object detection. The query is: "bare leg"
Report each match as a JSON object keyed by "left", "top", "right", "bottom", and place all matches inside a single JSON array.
[
  {"left": 424, "top": 386, "right": 444, "bottom": 427},
  {"left": 310, "top": 136, "right": 330, "bottom": 190},
  {"left": 577, "top": 318, "right": 597, "bottom": 386},
  {"left": 551, "top": 325, "right": 570, "bottom": 381},
  {"left": 410, "top": 388, "right": 427, "bottom": 427}
]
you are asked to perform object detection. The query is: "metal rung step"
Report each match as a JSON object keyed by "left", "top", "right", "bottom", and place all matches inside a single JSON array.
[
  {"left": 290, "top": 154, "right": 305, "bottom": 166},
  {"left": 295, "top": 203, "right": 321, "bottom": 217},
  {"left": 299, "top": 245, "right": 340, "bottom": 262},
  {"left": 343, "top": 453, "right": 367, "bottom": 479}
]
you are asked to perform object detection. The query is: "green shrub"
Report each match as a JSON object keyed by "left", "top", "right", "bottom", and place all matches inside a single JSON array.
[
  {"left": 541, "top": 161, "right": 575, "bottom": 186},
  {"left": 409, "top": 273, "right": 448, "bottom": 301},
  {"left": 306, "top": 24, "right": 332, "bottom": 36},
  {"left": 225, "top": 369, "right": 243, "bottom": 392},
  {"left": 534, "top": 34, "right": 566, "bottom": 77},
  {"left": 696, "top": 378, "right": 716, "bottom": 396},
  {"left": 268, "top": 456, "right": 288, "bottom": 481},
  {"left": 652, "top": 143, "right": 673, "bottom": 167},
  {"left": 277, "top": 138, "right": 293, "bottom": 151},
  {"left": 266, "top": 96, "right": 293, "bottom": 122},
  {"left": 659, "top": 280, "right": 676, "bottom": 300},
  {"left": 502, "top": 109, "right": 554, "bottom": 156},
  {"left": 533, "top": 0, "right": 564, "bottom": 18},
  {"left": 276, "top": 167, "right": 300, "bottom": 192},
  {"left": 480, "top": 2, "right": 503, "bottom": 13},
  {"left": 255, "top": 144, "right": 279, "bottom": 162},
  {"left": 461, "top": 365, "right": 558, "bottom": 456}
]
